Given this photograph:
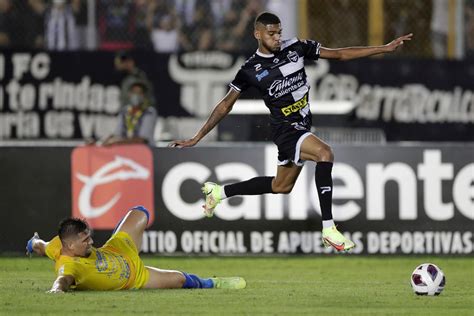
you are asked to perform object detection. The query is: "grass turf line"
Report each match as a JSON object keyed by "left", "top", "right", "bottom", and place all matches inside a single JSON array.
[{"left": 0, "top": 256, "right": 472, "bottom": 315}]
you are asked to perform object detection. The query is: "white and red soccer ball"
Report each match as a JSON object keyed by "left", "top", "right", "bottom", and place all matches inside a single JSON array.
[{"left": 410, "top": 263, "right": 446, "bottom": 296}]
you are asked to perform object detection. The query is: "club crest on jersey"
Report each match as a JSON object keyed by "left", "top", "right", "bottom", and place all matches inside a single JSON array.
[
  {"left": 256, "top": 69, "right": 269, "bottom": 82},
  {"left": 287, "top": 51, "right": 299, "bottom": 63}
]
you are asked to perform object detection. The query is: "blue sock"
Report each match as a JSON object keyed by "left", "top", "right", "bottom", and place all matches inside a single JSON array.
[{"left": 182, "top": 272, "right": 214, "bottom": 289}]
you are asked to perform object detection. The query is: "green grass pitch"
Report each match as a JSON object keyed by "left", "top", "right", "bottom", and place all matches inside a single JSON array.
[{"left": 0, "top": 256, "right": 472, "bottom": 315}]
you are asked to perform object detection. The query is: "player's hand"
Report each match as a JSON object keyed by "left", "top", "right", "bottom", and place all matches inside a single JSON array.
[
  {"left": 26, "top": 232, "right": 39, "bottom": 257},
  {"left": 168, "top": 138, "right": 198, "bottom": 148},
  {"left": 385, "top": 33, "right": 413, "bottom": 52}
]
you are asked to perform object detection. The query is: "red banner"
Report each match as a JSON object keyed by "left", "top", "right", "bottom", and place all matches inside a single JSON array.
[{"left": 71, "top": 144, "right": 154, "bottom": 229}]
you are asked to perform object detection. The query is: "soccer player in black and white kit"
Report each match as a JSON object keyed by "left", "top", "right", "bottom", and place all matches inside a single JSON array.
[{"left": 170, "top": 12, "right": 412, "bottom": 252}]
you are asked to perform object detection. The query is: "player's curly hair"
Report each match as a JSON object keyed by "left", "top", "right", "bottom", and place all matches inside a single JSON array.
[
  {"left": 255, "top": 12, "right": 280, "bottom": 27},
  {"left": 58, "top": 217, "right": 89, "bottom": 242}
]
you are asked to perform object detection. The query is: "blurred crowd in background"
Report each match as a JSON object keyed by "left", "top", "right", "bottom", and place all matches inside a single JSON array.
[{"left": 0, "top": 0, "right": 473, "bottom": 58}]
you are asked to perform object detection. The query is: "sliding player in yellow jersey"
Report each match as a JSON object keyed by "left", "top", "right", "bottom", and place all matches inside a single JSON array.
[{"left": 26, "top": 206, "right": 246, "bottom": 293}]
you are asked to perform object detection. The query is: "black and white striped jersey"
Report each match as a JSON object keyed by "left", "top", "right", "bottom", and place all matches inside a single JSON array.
[{"left": 230, "top": 37, "right": 321, "bottom": 131}]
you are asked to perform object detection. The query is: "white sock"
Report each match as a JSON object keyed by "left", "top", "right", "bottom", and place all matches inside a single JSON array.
[
  {"left": 220, "top": 185, "right": 228, "bottom": 199},
  {"left": 322, "top": 220, "right": 335, "bottom": 229}
]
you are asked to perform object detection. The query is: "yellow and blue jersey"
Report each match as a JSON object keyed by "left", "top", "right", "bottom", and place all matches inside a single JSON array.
[{"left": 45, "top": 232, "right": 149, "bottom": 290}]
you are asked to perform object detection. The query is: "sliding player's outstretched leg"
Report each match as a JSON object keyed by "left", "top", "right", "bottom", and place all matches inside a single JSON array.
[
  {"left": 144, "top": 266, "right": 246, "bottom": 289},
  {"left": 300, "top": 134, "right": 355, "bottom": 252}
]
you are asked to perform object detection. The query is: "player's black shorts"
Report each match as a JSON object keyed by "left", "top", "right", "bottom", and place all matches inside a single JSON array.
[{"left": 272, "top": 124, "right": 313, "bottom": 166}]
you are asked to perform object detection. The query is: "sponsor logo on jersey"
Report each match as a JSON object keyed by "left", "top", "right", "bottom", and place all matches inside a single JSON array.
[
  {"left": 256, "top": 70, "right": 269, "bottom": 82},
  {"left": 281, "top": 94, "right": 308, "bottom": 116},
  {"left": 287, "top": 51, "right": 299, "bottom": 63},
  {"left": 71, "top": 145, "right": 154, "bottom": 229},
  {"left": 320, "top": 186, "right": 332, "bottom": 194},
  {"left": 268, "top": 72, "right": 305, "bottom": 98}
]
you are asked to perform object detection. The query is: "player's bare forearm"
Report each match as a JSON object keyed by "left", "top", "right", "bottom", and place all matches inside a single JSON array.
[
  {"left": 32, "top": 239, "right": 47, "bottom": 256},
  {"left": 169, "top": 89, "right": 240, "bottom": 148},
  {"left": 48, "top": 275, "right": 74, "bottom": 293},
  {"left": 320, "top": 33, "right": 413, "bottom": 60},
  {"left": 26, "top": 232, "right": 48, "bottom": 257},
  {"left": 194, "top": 101, "right": 232, "bottom": 140}
]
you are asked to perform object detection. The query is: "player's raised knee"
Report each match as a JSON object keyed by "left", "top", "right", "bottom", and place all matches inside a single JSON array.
[
  {"left": 318, "top": 144, "right": 334, "bottom": 162},
  {"left": 129, "top": 205, "right": 150, "bottom": 225}
]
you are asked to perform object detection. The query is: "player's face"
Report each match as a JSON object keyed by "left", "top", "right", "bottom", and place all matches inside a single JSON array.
[
  {"left": 71, "top": 230, "right": 93, "bottom": 257},
  {"left": 256, "top": 24, "right": 282, "bottom": 53}
]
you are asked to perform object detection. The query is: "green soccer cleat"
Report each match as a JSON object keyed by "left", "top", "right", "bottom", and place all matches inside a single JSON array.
[
  {"left": 211, "top": 277, "right": 247, "bottom": 289},
  {"left": 201, "top": 182, "right": 223, "bottom": 217},
  {"left": 322, "top": 226, "right": 355, "bottom": 252}
]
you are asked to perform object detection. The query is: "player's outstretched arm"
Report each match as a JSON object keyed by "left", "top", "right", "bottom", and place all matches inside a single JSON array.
[
  {"left": 26, "top": 232, "right": 47, "bottom": 257},
  {"left": 169, "top": 88, "right": 240, "bottom": 148},
  {"left": 320, "top": 33, "right": 413, "bottom": 61},
  {"left": 48, "top": 275, "right": 75, "bottom": 293}
]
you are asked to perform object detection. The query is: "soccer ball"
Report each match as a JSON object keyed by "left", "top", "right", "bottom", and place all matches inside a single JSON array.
[{"left": 410, "top": 263, "right": 446, "bottom": 296}]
